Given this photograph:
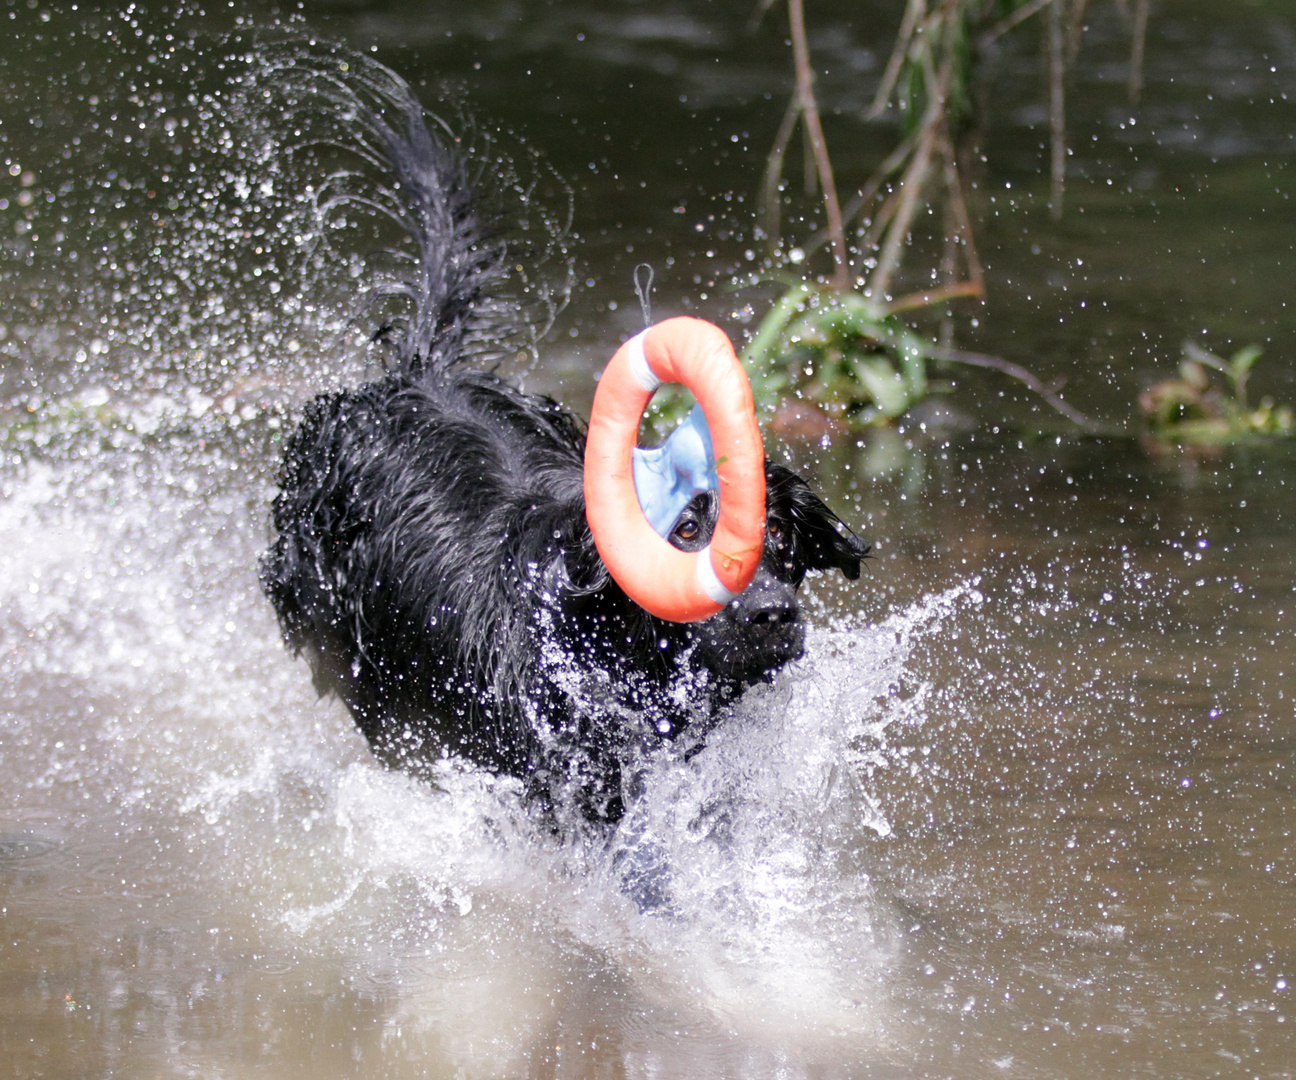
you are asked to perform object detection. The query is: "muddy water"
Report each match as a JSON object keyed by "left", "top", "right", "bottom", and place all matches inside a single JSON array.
[{"left": 3, "top": 3, "right": 1295, "bottom": 1079}]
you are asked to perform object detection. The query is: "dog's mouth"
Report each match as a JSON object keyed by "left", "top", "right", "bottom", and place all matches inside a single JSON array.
[
  {"left": 736, "top": 572, "right": 805, "bottom": 663},
  {"left": 742, "top": 616, "right": 806, "bottom": 670},
  {"left": 690, "top": 605, "right": 806, "bottom": 685}
]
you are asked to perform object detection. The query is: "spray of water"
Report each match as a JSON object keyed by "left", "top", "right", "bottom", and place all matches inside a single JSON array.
[
  {"left": 1, "top": 401, "right": 986, "bottom": 1061},
  {"left": 0, "top": 17, "right": 990, "bottom": 1072}
]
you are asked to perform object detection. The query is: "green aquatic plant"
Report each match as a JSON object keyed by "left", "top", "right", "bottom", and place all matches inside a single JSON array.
[
  {"left": 739, "top": 278, "right": 1092, "bottom": 432},
  {"left": 1139, "top": 342, "right": 1293, "bottom": 443},
  {"left": 741, "top": 282, "right": 928, "bottom": 424}
]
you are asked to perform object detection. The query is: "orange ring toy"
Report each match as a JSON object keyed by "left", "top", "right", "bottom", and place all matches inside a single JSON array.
[{"left": 584, "top": 316, "right": 766, "bottom": 622}]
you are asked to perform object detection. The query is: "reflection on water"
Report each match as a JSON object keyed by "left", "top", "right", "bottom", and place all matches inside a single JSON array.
[{"left": 2, "top": 3, "right": 1295, "bottom": 1078}]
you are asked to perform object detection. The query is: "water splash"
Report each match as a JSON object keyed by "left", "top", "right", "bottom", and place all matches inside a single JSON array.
[{"left": 0, "top": 397, "right": 985, "bottom": 1065}]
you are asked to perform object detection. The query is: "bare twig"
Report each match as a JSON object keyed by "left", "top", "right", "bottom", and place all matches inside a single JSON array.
[
  {"left": 758, "top": 95, "right": 801, "bottom": 248},
  {"left": 1047, "top": 0, "right": 1067, "bottom": 220},
  {"left": 801, "top": 115, "right": 819, "bottom": 194},
  {"left": 867, "top": 0, "right": 925, "bottom": 120},
  {"left": 841, "top": 130, "right": 918, "bottom": 232},
  {"left": 787, "top": 0, "right": 849, "bottom": 288},
  {"left": 746, "top": 0, "right": 780, "bottom": 33},
  {"left": 1128, "top": 0, "right": 1150, "bottom": 104},
  {"left": 869, "top": 117, "right": 938, "bottom": 298},
  {"left": 1065, "top": 0, "right": 1091, "bottom": 66},
  {"left": 978, "top": 0, "right": 1053, "bottom": 48},
  {"left": 867, "top": 22, "right": 952, "bottom": 298},
  {"left": 939, "top": 135, "right": 985, "bottom": 294},
  {"left": 849, "top": 0, "right": 983, "bottom": 304},
  {"left": 887, "top": 280, "right": 984, "bottom": 314},
  {"left": 927, "top": 344, "right": 1095, "bottom": 428},
  {"left": 857, "top": 180, "right": 905, "bottom": 261}
]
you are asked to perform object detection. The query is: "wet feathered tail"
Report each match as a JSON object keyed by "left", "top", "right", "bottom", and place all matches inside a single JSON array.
[{"left": 249, "top": 45, "right": 560, "bottom": 378}]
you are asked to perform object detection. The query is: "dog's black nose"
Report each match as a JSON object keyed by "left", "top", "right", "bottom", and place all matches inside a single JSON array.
[{"left": 734, "top": 573, "right": 800, "bottom": 628}]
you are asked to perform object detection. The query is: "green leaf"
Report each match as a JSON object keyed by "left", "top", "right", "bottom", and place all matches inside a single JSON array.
[
  {"left": 850, "top": 355, "right": 913, "bottom": 418},
  {"left": 742, "top": 282, "right": 814, "bottom": 369},
  {"left": 1229, "top": 344, "right": 1262, "bottom": 375}
]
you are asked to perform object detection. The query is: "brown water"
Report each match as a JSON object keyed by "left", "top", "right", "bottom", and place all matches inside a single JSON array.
[{"left": 2, "top": 3, "right": 1295, "bottom": 1078}]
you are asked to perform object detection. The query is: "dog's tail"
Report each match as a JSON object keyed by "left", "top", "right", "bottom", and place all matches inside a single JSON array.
[{"left": 253, "top": 45, "right": 566, "bottom": 378}]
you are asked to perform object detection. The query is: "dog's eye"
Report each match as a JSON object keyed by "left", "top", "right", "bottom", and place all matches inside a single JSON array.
[
  {"left": 675, "top": 519, "right": 700, "bottom": 542},
  {"left": 768, "top": 520, "right": 785, "bottom": 544}
]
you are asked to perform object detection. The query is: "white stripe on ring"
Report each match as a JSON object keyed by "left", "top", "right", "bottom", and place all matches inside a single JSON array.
[
  {"left": 696, "top": 545, "right": 737, "bottom": 605},
  {"left": 625, "top": 329, "right": 663, "bottom": 393}
]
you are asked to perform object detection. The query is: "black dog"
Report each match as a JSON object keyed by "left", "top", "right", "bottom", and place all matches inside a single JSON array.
[{"left": 259, "top": 54, "right": 868, "bottom": 824}]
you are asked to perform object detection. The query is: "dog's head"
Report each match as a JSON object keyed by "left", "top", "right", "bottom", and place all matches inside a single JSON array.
[{"left": 663, "top": 460, "right": 868, "bottom": 687}]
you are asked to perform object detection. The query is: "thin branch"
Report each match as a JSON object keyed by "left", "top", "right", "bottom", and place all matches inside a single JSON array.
[
  {"left": 867, "top": 0, "right": 926, "bottom": 119},
  {"left": 746, "top": 0, "right": 781, "bottom": 33},
  {"left": 1047, "top": 0, "right": 1067, "bottom": 220},
  {"left": 868, "top": 120, "right": 937, "bottom": 298},
  {"left": 1065, "top": 0, "right": 1091, "bottom": 66},
  {"left": 927, "top": 344, "right": 1095, "bottom": 429},
  {"left": 946, "top": 161, "right": 984, "bottom": 294},
  {"left": 841, "top": 129, "right": 918, "bottom": 229},
  {"left": 787, "top": 0, "right": 850, "bottom": 289},
  {"left": 978, "top": 0, "right": 1053, "bottom": 48},
  {"left": 887, "top": 280, "right": 984, "bottom": 314},
  {"left": 801, "top": 114, "right": 819, "bottom": 194},
  {"left": 1128, "top": 0, "right": 1150, "bottom": 104},
  {"left": 758, "top": 94, "right": 802, "bottom": 249},
  {"left": 867, "top": 31, "right": 952, "bottom": 298},
  {"left": 823, "top": 131, "right": 916, "bottom": 275},
  {"left": 857, "top": 179, "right": 907, "bottom": 263},
  {"left": 936, "top": 134, "right": 985, "bottom": 298}
]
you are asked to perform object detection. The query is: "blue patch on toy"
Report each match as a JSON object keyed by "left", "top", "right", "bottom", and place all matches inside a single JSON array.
[{"left": 631, "top": 403, "right": 718, "bottom": 537}]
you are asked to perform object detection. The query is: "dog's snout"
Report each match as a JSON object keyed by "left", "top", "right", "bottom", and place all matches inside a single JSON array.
[
  {"left": 734, "top": 575, "right": 800, "bottom": 628},
  {"left": 747, "top": 593, "right": 798, "bottom": 628}
]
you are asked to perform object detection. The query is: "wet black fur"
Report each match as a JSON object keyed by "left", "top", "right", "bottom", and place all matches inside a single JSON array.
[{"left": 259, "top": 52, "right": 868, "bottom": 823}]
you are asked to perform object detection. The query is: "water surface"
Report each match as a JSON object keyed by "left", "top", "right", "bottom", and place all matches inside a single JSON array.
[{"left": 2, "top": 3, "right": 1294, "bottom": 1078}]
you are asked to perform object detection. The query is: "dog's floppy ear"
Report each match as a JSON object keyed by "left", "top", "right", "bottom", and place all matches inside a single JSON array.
[{"left": 765, "top": 461, "right": 870, "bottom": 580}]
